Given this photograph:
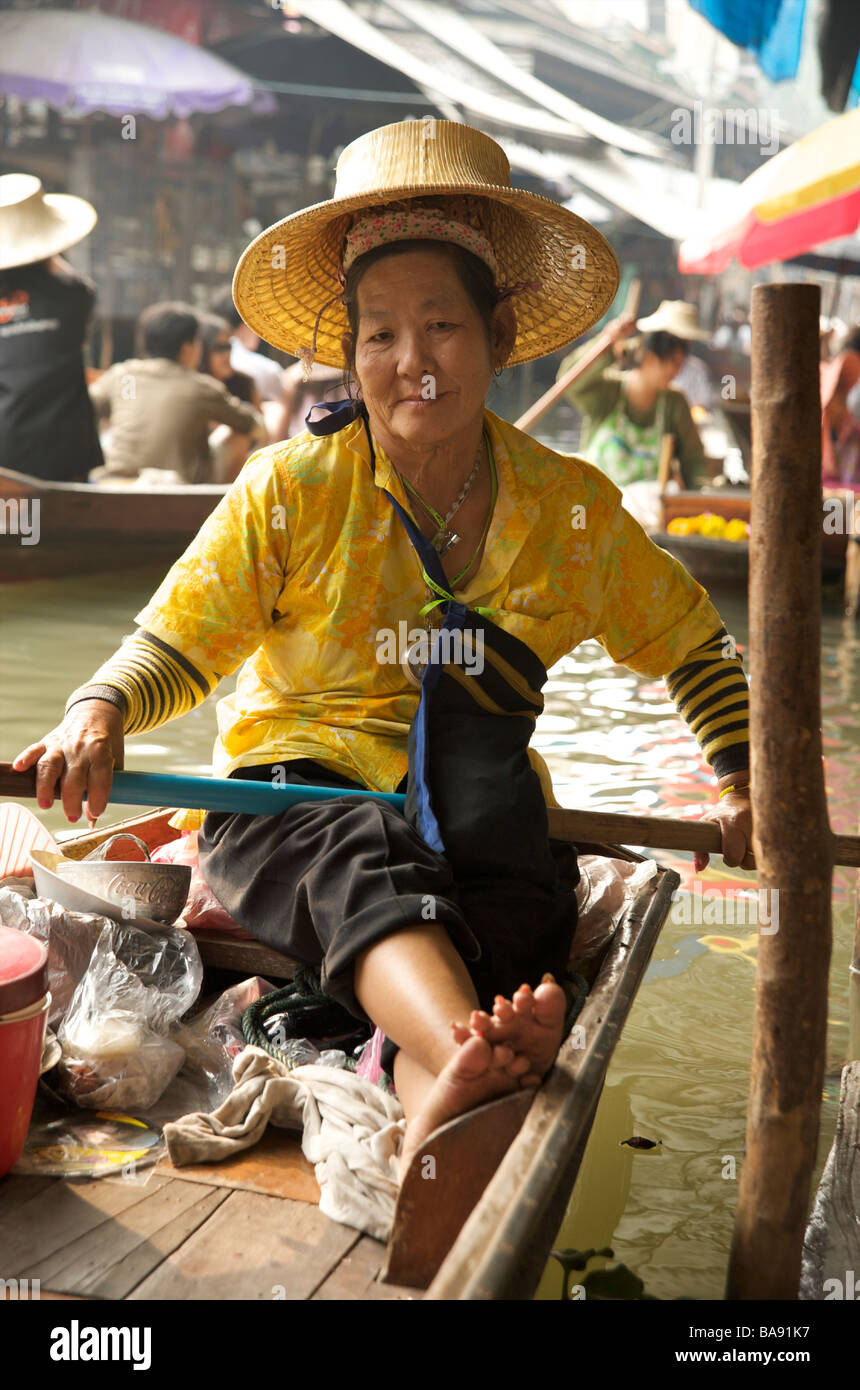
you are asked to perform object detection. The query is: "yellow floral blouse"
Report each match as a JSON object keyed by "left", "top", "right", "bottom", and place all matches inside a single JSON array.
[{"left": 120, "top": 407, "right": 725, "bottom": 802}]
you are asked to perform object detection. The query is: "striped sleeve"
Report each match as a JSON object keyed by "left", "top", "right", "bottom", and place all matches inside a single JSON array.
[
  {"left": 664, "top": 627, "right": 750, "bottom": 780},
  {"left": 65, "top": 629, "right": 218, "bottom": 736}
]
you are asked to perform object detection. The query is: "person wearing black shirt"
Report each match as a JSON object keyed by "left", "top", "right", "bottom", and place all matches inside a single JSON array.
[{"left": 0, "top": 174, "right": 103, "bottom": 481}]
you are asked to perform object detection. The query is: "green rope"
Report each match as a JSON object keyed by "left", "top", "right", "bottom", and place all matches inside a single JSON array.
[{"left": 241, "top": 965, "right": 364, "bottom": 1071}]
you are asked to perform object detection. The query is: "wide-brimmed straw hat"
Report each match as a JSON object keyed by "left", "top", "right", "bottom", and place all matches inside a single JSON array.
[
  {"left": 636, "top": 300, "right": 710, "bottom": 342},
  {"left": 0, "top": 174, "right": 97, "bottom": 270},
  {"left": 233, "top": 119, "right": 620, "bottom": 369}
]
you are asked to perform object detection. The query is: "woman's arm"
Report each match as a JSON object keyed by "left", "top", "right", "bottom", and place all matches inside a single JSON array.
[
  {"left": 663, "top": 628, "right": 751, "bottom": 869},
  {"left": 14, "top": 445, "right": 292, "bottom": 821},
  {"left": 13, "top": 630, "right": 219, "bottom": 822}
]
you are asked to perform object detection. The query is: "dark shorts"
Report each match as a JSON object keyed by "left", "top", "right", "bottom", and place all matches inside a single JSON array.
[{"left": 198, "top": 759, "right": 578, "bottom": 1028}]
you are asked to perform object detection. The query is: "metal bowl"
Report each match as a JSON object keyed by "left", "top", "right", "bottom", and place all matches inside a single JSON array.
[{"left": 30, "top": 849, "right": 190, "bottom": 929}]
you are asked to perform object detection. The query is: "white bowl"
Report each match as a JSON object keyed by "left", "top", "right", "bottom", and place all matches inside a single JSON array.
[{"left": 30, "top": 849, "right": 186, "bottom": 932}]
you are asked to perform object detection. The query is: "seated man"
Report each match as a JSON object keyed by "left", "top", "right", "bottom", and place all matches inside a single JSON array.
[{"left": 89, "top": 302, "right": 263, "bottom": 484}]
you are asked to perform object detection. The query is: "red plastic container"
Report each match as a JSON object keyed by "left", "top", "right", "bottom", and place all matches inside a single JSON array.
[{"left": 0, "top": 925, "right": 49, "bottom": 1177}]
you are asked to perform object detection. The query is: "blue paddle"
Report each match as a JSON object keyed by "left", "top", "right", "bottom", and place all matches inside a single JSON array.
[
  {"left": 5, "top": 762, "right": 855, "bottom": 866},
  {"left": 0, "top": 763, "right": 405, "bottom": 817}
]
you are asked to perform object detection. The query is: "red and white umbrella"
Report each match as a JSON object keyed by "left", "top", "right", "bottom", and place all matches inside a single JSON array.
[{"left": 679, "top": 107, "right": 860, "bottom": 274}]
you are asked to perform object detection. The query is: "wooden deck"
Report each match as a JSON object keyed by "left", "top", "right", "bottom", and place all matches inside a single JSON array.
[{"left": 0, "top": 1133, "right": 417, "bottom": 1301}]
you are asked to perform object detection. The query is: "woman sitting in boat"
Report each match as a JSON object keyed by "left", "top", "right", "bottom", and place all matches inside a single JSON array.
[
  {"left": 14, "top": 121, "right": 753, "bottom": 1174},
  {"left": 557, "top": 300, "right": 710, "bottom": 489}
]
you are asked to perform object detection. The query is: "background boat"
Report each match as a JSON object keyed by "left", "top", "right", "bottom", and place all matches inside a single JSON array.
[{"left": 0, "top": 467, "right": 227, "bottom": 582}]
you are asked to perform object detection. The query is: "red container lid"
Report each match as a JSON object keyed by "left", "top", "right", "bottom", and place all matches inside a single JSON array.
[{"left": 0, "top": 926, "right": 49, "bottom": 1015}]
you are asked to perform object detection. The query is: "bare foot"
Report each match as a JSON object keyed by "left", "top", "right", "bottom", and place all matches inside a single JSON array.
[
  {"left": 399, "top": 1032, "right": 525, "bottom": 1175},
  {"left": 467, "top": 977, "right": 567, "bottom": 1086}
]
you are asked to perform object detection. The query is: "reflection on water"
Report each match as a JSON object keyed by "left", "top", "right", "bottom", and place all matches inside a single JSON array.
[{"left": 2, "top": 570, "right": 857, "bottom": 1301}]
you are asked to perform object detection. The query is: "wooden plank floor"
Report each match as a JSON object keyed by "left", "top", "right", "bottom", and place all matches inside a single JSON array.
[{"left": 0, "top": 1142, "right": 417, "bottom": 1301}]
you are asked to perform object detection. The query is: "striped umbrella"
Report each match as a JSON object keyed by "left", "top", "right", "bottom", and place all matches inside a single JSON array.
[{"left": 679, "top": 107, "right": 860, "bottom": 274}]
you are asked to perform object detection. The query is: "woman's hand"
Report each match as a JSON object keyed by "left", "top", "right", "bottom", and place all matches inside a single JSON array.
[
  {"left": 607, "top": 312, "right": 638, "bottom": 359},
  {"left": 13, "top": 699, "right": 125, "bottom": 825},
  {"left": 694, "top": 777, "right": 754, "bottom": 873}
]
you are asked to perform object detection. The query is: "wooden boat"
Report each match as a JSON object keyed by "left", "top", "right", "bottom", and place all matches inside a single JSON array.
[
  {"left": 652, "top": 489, "right": 849, "bottom": 593},
  {"left": 0, "top": 466, "right": 227, "bottom": 582},
  {"left": 0, "top": 805, "right": 678, "bottom": 1300}
]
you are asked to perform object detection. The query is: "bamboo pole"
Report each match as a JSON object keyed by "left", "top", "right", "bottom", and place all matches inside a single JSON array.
[{"left": 725, "top": 283, "right": 833, "bottom": 1300}]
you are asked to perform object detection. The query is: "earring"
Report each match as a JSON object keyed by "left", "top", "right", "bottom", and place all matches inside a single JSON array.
[{"left": 493, "top": 364, "right": 504, "bottom": 378}]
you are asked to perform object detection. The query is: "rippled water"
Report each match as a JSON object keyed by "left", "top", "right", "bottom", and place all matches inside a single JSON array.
[{"left": 3, "top": 567, "right": 856, "bottom": 1302}]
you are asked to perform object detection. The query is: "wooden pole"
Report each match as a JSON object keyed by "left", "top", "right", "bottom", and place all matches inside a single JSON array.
[
  {"left": 725, "top": 283, "right": 833, "bottom": 1300},
  {"left": 514, "top": 279, "right": 641, "bottom": 434}
]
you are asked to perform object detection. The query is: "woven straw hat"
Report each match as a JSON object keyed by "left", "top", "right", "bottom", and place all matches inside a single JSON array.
[
  {"left": 0, "top": 174, "right": 97, "bottom": 270},
  {"left": 636, "top": 300, "right": 710, "bottom": 342},
  {"left": 233, "top": 120, "right": 619, "bottom": 368}
]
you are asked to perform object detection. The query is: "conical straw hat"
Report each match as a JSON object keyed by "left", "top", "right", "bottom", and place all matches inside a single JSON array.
[
  {"left": 636, "top": 300, "right": 710, "bottom": 341},
  {"left": 0, "top": 174, "right": 97, "bottom": 270},
  {"left": 233, "top": 119, "right": 619, "bottom": 368}
]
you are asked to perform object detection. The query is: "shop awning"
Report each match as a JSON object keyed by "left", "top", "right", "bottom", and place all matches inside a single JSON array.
[{"left": 289, "top": 0, "right": 658, "bottom": 150}]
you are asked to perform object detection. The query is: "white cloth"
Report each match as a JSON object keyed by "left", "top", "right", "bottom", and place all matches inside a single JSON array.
[{"left": 163, "top": 1046, "right": 406, "bottom": 1242}]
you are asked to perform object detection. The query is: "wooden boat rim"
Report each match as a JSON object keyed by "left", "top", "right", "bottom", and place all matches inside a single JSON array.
[{"left": 0, "top": 464, "right": 227, "bottom": 498}]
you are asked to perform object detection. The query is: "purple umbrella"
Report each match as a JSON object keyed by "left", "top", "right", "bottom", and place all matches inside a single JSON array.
[{"left": 0, "top": 8, "right": 274, "bottom": 119}]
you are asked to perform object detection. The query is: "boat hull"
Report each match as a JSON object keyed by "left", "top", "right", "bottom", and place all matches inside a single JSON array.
[
  {"left": 0, "top": 467, "right": 226, "bottom": 581},
  {"left": 5, "top": 806, "right": 676, "bottom": 1299}
]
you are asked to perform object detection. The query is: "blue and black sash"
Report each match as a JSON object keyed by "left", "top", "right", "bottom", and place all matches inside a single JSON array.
[{"left": 305, "top": 400, "right": 570, "bottom": 897}]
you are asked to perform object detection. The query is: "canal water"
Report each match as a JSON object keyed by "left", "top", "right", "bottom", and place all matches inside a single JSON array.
[{"left": 2, "top": 564, "right": 856, "bottom": 1302}]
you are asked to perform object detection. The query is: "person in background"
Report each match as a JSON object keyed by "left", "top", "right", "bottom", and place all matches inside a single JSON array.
[
  {"left": 713, "top": 305, "right": 751, "bottom": 355},
  {"left": 89, "top": 302, "right": 264, "bottom": 484},
  {"left": 199, "top": 312, "right": 261, "bottom": 408},
  {"left": 0, "top": 174, "right": 103, "bottom": 481},
  {"left": 557, "top": 300, "right": 708, "bottom": 488},
  {"left": 209, "top": 285, "right": 289, "bottom": 440},
  {"left": 821, "top": 334, "right": 860, "bottom": 488},
  {"left": 198, "top": 311, "right": 263, "bottom": 479},
  {"left": 281, "top": 357, "right": 346, "bottom": 436},
  {"left": 843, "top": 326, "right": 860, "bottom": 425}
]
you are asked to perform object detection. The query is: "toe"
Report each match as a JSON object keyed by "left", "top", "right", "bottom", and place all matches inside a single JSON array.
[
  {"left": 470, "top": 1009, "right": 493, "bottom": 1034},
  {"left": 451, "top": 1032, "right": 493, "bottom": 1079},
  {"left": 512, "top": 985, "right": 535, "bottom": 1015},
  {"left": 532, "top": 980, "right": 567, "bottom": 1027},
  {"left": 491, "top": 1043, "right": 515, "bottom": 1068},
  {"left": 493, "top": 998, "right": 514, "bottom": 1023},
  {"left": 505, "top": 1054, "right": 532, "bottom": 1077}
]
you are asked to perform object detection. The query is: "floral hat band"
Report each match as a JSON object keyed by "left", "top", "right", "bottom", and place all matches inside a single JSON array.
[{"left": 342, "top": 206, "right": 501, "bottom": 281}]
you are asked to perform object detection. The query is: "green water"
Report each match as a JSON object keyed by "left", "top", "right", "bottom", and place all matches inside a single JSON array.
[{"left": 2, "top": 567, "right": 855, "bottom": 1301}]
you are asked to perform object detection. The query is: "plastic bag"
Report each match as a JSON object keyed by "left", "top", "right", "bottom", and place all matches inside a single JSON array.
[
  {"left": 171, "top": 975, "right": 276, "bottom": 1113},
  {"left": 58, "top": 920, "right": 203, "bottom": 1111},
  {"left": 569, "top": 855, "right": 658, "bottom": 980},
  {"left": 0, "top": 884, "right": 112, "bottom": 1026},
  {"left": 151, "top": 832, "right": 252, "bottom": 937}
]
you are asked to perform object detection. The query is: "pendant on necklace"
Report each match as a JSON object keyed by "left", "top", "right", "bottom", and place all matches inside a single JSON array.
[{"left": 432, "top": 528, "right": 459, "bottom": 556}]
